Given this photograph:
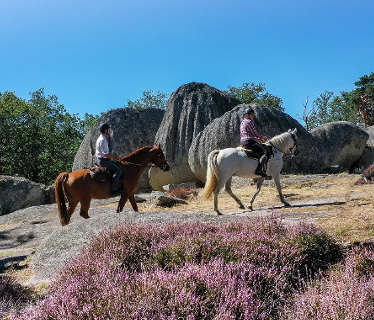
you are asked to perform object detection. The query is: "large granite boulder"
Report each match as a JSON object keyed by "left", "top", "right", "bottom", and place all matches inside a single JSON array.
[
  {"left": 353, "top": 126, "right": 374, "bottom": 170},
  {"left": 353, "top": 146, "right": 374, "bottom": 171},
  {"left": 72, "top": 108, "right": 165, "bottom": 191},
  {"left": 149, "top": 82, "right": 240, "bottom": 190},
  {"left": 310, "top": 121, "right": 369, "bottom": 170},
  {"left": 366, "top": 125, "right": 374, "bottom": 146},
  {"left": 188, "top": 104, "right": 319, "bottom": 182},
  {"left": 0, "top": 176, "right": 54, "bottom": 215}
]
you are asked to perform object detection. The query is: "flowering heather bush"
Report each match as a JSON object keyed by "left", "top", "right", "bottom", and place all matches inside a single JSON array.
[
  {"left": 0, "top": 275, "right": 34, "bottom": 318},
  {"left": 355, "top": 162, "right": 374, "bottom": 185},
  {"left": 284, "top": 245, "right": 374, "bottom": 320},
  {"left": 14, "top": 217, "right": 343, "bottom": 320}
]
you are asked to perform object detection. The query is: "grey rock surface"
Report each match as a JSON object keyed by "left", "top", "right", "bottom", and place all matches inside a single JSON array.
[
  {"left": 354, "top": 146, "right": 374, "bottom": 170},
  {"left": 188, "top": 104, "right": 313, "bottom": 181},
  {"left": 72, "top": 108, "right": 164, "bottom": 191},
  {"left": 0, "top": 176, "right": 54, "bottom": 215},
  {"left": 310, "top": 121, "right": 369, "bottom": 170},
  {"left": 366, "top": 125, "right": 374, "bottom": 146},
  {"left": 149, "top": 82, "right": 240, "bottom": 190}
]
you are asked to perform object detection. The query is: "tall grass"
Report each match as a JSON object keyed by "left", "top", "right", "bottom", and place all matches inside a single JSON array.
[{"left": 13, "top": 217, "right": 344, "bottom": 319}]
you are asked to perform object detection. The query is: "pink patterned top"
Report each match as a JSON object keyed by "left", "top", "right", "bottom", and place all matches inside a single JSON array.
[{"left": 240, "top": 118, "right": 265, "bottom": 142}]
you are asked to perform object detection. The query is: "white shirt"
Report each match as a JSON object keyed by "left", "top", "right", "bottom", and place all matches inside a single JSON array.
[{"left": 95, "top": 134, "right": 110, "bottom": 159}]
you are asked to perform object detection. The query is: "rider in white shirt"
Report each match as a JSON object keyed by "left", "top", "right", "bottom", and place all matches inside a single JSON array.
[{"left": 95, "top": 123, "right": 122, "bottom": 193}]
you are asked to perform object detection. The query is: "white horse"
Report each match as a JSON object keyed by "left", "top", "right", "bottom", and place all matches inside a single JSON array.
[{"left": 201, "top": 129, "right": 298, "bottom": 215}]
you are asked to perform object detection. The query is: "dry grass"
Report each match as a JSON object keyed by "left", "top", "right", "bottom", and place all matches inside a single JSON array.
[{"left": 129, "top": 173, "right": 374, "bottom": 244}]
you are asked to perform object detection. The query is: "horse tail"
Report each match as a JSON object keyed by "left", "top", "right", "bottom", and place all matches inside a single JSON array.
[
  {"left": 55, "top": 172, "right": 69, "bottom": 226},
  {"left": 201, "top": 150, "right": 220, "bottom": 199}
]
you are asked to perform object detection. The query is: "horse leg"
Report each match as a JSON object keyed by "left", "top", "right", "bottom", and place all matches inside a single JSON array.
[
  {"left": 128, "top": 194, "right": 139, "bottom": 212},
  {"left": 224, "top": 177, "right": 245, "bottom": 209},
  {"left": 117, "top": 193, "right": 129, "bottom": 213},
  {"left": 273, "top": 174, "right": 290, "bottom": 207},
  {"left": 79, "top": 198, "right": 91, "bottom": 219},
  {"left": 66, "top": 199, "right": 78, "bottom": 225},
  {"left": 249, "top": 177, "right": 265, "bottom": 210},
  {"left": 213, "top": 175, "right": 229, "bottom": 216}
]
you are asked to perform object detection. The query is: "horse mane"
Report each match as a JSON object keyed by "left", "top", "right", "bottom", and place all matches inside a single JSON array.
[
  {"left": 266, "top": 132, "right": 292, "bottom": 150},
  {"left": 120, "top": 145, "right": 158, "bottom": 163}
]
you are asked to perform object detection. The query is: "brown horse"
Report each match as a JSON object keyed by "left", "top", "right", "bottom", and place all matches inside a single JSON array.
[{"left": 55, "top": 144, "right": 170, "bottom": 226}]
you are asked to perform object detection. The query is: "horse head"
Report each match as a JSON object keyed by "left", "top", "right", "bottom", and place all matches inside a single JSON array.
[
  {"left": 150, "top": 144, "right": 170, "bottom": 172},
  {"left": 287, "top": 129, "right": 298, "bottom": 155}
]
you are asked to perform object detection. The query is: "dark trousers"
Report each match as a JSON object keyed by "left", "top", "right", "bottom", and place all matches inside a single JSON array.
[
  {"left": 97, "top": 158, "right": 122, "bottom": 190},
  {"left": 240, "top": 139, "right": 268, "bottom": 160}
]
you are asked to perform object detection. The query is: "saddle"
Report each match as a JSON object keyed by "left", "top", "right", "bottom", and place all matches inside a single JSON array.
[
  {"left": 89, "top": 161, "right": 126, "bottom": 182},
  {"left": 237, "top": 144, "right": 273, "bottom": 160},
  {"left": 89, "top": 165, "right": 112, "bottom": 182},
  {"left": 237, "top": 146, "right": 258, "bottom": 159}
]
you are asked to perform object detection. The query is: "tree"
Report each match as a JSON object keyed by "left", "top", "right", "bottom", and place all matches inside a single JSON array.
[
  {"left": 350, "top": 72, "right": 374, "bottom": 127},
  {"left": 299, "top": 90, "right": 361, "bottom": 130},
  {"left": 0, "top": 89, "right": 97, "bottom": 185},
  {"left": 126, "top": 90, "right": 168, "bottom": 110},
  {"left": 299, "top": 73, "right": 374, "bottom": 130},
  {"left": 225, "top": 82, "right": 284, "bottom": 111}
]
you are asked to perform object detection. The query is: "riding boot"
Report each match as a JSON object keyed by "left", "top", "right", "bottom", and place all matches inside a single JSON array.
[
  {"left": 259, "top": 155, "right": 268, "bottom": 176},
  {"left": 255, "top": 162, "right": 267, "bottom": 177}
]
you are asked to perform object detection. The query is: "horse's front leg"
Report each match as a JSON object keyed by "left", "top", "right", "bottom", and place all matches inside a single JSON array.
[
  {"left": 225, "top": 177, "right": 245, "bottom": 209},
  {"left": 128, "top": 194, "right": 139, "bottom": 212},
  {"left": 273, "top": 175, "right": 290, "bottom": 207},
  {"left": 117, "top": 193, "right": 129, "bottom": 213},
  {"left": 249, "top": 177, "right": 265, "bottom": 210}
]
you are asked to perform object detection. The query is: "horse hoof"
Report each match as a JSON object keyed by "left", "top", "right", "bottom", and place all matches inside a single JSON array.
[
  {"left": 239, "top": 204, "right": 245, "bottom": 209},
  {"left": 216, "top": 211, "right": 222, "bottom": 216},
  {"left": 284, "top": 202, "right": 291, "bottom": 207},
  {"left": 247, "top": 205, "right": 253, "bottom": 211}
]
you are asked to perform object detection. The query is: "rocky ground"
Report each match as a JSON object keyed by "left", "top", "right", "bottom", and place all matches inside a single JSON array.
[{"left": 1, "top": 173, "right": 372, "bottom": 286}]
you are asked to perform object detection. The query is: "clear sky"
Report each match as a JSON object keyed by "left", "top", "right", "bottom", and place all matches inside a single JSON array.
[{"left": 1, "top": 0, "right": 373, "bottom": 122}]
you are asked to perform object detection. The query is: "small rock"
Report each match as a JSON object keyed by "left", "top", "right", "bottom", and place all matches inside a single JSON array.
[
  {"left": 150, "top": 191, "right": 188, "bottom": 207},
  {"left": 163, "top": 182, "right": 197, "bottom": 191}
]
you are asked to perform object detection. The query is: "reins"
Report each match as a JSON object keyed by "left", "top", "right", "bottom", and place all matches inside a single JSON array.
[
  {"left": 121, "top": 160, "right": 154, "bottom": 168},
  {"left": 267, "top": 133, "right": 297, "bottom": 157}
]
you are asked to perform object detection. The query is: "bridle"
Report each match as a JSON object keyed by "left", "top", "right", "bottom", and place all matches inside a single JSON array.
[
  {"left": 268, "top": 132, "right": 298, "bottom": 157},
  {"left": 120, "top": 150, "right": 169, "bottom": 171}
]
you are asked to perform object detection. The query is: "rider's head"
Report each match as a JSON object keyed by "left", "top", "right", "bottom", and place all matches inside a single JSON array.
[
  {"left": 99, "top": 123, "right": 110, "bottom": 134},
  {"left": 245, "top": 109, "right": 255, "bottom": 119}
]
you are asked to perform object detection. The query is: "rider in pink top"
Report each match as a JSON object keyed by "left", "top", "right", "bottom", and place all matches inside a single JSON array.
[{"left": 240, "top": 109, "right": 269, "bottom": 177}]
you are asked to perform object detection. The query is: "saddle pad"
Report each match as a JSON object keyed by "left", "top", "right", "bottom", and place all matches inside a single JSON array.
[
  {"left": 89, "top": 166, "right": 111, "bottom": 182},
  {"left": 236, "top": 147, "right": 259, "bottom": 159}
]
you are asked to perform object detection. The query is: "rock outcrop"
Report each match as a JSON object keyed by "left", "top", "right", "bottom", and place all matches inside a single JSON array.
[
  {"left": 354, "top": 125, "right": 374, "bottom": 170},
  {"left": 365, "top": 126, "right": 374, "bottom": 147},
  {"left": 72, "top": 108, "right": 165, "bottom": 191},
  {"left": 188, "top": 104, "right": 313, "bottom": 182},
  {"left": 149, "top": 82, "right": 240, "bottom": 190},
  {"left": 0, "top": 176, "right": 54, "bottom": 215},
  {"left": 310, "top": 121, "right": 369, "bottom": 170}
]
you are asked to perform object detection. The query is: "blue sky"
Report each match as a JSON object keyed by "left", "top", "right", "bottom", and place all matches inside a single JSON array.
[{"left": 1, "top": 0, "right": 373, "bottom": 123}]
